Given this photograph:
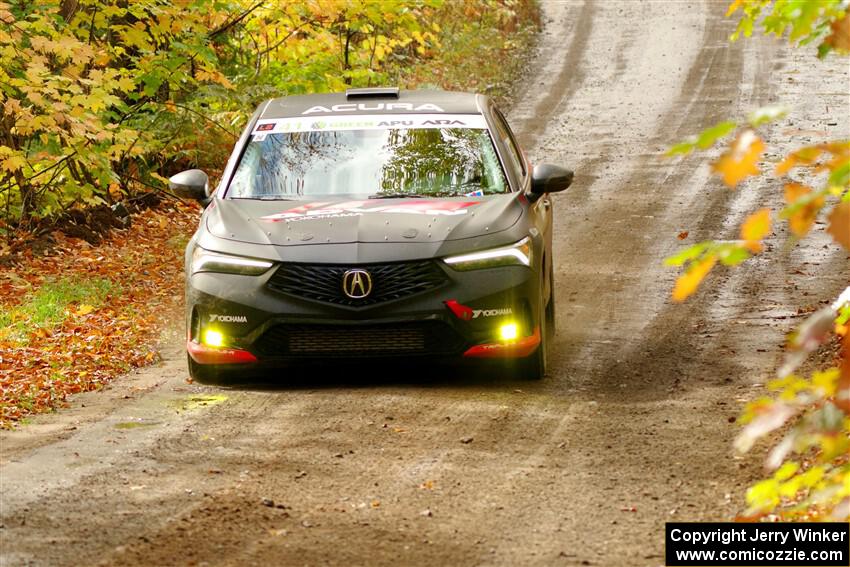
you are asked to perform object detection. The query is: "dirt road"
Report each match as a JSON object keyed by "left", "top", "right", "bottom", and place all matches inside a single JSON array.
[{"left": 2, "top": 1, "right": 848, "bottom": 566}]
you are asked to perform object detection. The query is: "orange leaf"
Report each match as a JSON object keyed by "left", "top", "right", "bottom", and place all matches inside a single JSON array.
[
  {"left": 826, "top": 202, "right": 850, "bottom": 250},
  {"left": 824, "top": 12, "right": 850, "bottom": 52},
  {"left": 784, "top": 183, "right": 824, "bottom": 237},
  {"left": 775, "top": 145, "right": 825, "bottom": 176},
  {"left": 740, "top": 208, "right": 771, "bottom": 252},
  {"left": 725, "top": 0, "right": 744, "bottom": 17},
  {"left": 784, "top": 182, "right": 810, "bottom": 203},
  {"left": 712, "top": 130, "right": 765, "bottom": 187},
  {"left": 673, "top": 256, "right": 717, "bottom": 302}
]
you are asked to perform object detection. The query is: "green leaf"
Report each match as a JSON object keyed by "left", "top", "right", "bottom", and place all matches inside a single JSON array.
[
  {"left": 828, "top": 161, "right": 850, "bottom": 188},
  {"left": 664, "top": 241, "right": 712, "bottom": 266},
  {"left": 696, "top": 121, "right": 738, "bottom": 149},
  {"left": 717, "top": 244, "right": 751, "bottom": 266},
  {"left": 666, "top": 140, "right": 695, "bottom": 156},
  {"left": 748, "top": 105, "right": 788, "bottom": 127}
]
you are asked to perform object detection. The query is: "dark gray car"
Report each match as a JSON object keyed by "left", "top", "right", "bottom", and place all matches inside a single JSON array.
[{"left": 170, "top": 88, "right": 573, "bottom": 382}]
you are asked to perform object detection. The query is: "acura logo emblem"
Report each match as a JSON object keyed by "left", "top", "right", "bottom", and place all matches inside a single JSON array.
[{"left": 342, "top": 269, "right": 373, "bottom": 299}]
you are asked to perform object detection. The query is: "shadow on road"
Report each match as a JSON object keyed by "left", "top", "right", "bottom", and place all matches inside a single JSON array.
[{"left": 204, "top": 359, "right": 538, "bottom": 392}]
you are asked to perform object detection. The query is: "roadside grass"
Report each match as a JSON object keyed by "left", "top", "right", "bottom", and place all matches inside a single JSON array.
[{"left": 0, "top": 277, "right": 118, "bottom": 344}]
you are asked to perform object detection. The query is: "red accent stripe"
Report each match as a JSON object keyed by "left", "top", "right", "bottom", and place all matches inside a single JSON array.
[
  {"left": 444, "top": 299, "right": 474, "bottom": 321},
  {"left": 187, "top": 340, "right": 258, "bottom": 365},
  {"left": 462, "top": 326, "right": 541, "bottom": 358}
]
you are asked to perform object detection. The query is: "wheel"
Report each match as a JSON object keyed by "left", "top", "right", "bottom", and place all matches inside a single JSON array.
[{"left": 187, "top": 354, "right": 235, "bottom": 385}]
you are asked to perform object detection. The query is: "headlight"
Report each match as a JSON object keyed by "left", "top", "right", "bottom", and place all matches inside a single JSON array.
[
  {"left": 443, "top": 237, "right": 532, "bottom": 271},
  {"left": 191, "top": 247, "right": 273, "bottom": 275}
]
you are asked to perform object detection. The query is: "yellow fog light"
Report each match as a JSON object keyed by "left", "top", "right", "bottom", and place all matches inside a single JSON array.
[
  {"left": 203, "top": 329, "right": 224, "bottom": 348},
  {"left": 499, "top": 323, "right": 519, "bottom": 341}
]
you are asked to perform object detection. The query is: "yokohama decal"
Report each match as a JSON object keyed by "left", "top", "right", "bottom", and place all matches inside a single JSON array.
[{"left": 260, "top": 200, "right": 480, "bottom": 222}]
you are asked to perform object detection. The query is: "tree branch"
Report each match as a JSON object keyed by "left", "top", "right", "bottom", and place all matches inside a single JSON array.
[{"left": 207, "top": 1, "right": 264, "bottom": 39}]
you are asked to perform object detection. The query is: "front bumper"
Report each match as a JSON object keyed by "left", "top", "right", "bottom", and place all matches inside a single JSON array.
[{"left": 186, "top": 260, "right": 541, "bottom": 366}]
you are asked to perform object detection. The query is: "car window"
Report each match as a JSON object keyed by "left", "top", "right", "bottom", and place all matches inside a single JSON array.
[
  {"left": 227, "top": 115, "right": 509, "bottom": 199},
  {"left": 492, "top": 110, "right": 525, "bottom": 180}
]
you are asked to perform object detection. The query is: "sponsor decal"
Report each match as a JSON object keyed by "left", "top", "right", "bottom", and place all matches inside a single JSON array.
[
  {"left": 472, "top": 308, "right": 512, "bottom": 319},
  {"left": 209, "top": 314, "right": 248, "bottom": 323},
  {"left": 445, "top": 300, "right": 513, "bottom": 321},
  {"left": 260, "top": 200, "right": 480, "bottom": 222},
  {"left": 302, "top": 102, "right": 445, "bottom": 114},
  {"left": 251, "top": 114, "right": 487, "bottom": 135},
  {"left": 283, "top": 212, "right": 361, "bottom": 223}
]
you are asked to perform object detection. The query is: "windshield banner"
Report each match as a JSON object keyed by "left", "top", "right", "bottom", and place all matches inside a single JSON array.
[{"left": 252, "top": 114, "right": 488, "bottom": 135}]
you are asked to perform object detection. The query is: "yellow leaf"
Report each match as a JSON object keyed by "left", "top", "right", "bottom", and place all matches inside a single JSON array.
[
  {"left": 712, "top": 130, "right": 765, "bottom": 187},
  {"left": 672, "top": 256, "right": 716, "bottom": 302},
  {"left": 740, "top": 208, "right": 771, "bottom": 252},
  {"left": 1, "top": 155, "right": 26, "bottom": 173},
  {"left": 826, "top": 202, "right": 850, "bottom": 250},
  {"left": 116, "top": 76, "right": 135, "bottom": 93},
  {"left": 75, "top": 304, "right": 95, "bottom": 316}
]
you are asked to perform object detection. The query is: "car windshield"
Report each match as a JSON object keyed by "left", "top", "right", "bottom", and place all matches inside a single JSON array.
[{"left": 227, "top": 115, "right": 508, "bottom": 199}]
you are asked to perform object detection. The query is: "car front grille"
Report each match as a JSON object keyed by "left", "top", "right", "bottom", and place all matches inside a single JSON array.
[
  {"left": 267, "top": 260, "right": 448, "bottom": 307},
  {"left": 253, "top": 321, "right": 467, "bottom": 358}
]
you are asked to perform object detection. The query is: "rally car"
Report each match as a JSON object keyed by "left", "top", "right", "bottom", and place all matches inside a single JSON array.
[{"left": 170, "top": 87, "right": 573, "bottom": 382}]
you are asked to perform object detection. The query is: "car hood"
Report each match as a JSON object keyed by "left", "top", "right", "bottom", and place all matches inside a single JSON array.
[{"left": 205, "top": 195, "right": 524, "bottom": 246}]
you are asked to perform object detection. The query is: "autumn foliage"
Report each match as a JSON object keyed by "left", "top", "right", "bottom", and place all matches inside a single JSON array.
[
  {"left": 668, "top": 1, "right": 850, "bottom": 521},
  {"left": 0, "top": 0, "right": 537, "bottom": 232}
]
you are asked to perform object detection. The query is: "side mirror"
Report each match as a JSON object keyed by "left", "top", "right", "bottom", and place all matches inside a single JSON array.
[
  {"left": 169, "top": 169, "right": 209, "bottom": 200},
  {"left": 530, "top": 164, "right": 573, "bottom": 198}
]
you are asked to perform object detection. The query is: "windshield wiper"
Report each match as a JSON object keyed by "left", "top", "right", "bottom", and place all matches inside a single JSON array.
[
  {"left": 231, "top": 196, "right": 295, "bottom": 201},
  {"left": 367, "top": 193, "right": 426, "bottom": 199}
]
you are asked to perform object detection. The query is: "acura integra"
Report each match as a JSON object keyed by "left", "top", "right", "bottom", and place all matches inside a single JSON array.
[{"left": 169, "top": 87, "right": 573, "bottom": 382}]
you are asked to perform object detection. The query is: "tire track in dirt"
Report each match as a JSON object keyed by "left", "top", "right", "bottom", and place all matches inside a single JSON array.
[{"left": 515, "top": 0, "right": 596, "bottom": 151}]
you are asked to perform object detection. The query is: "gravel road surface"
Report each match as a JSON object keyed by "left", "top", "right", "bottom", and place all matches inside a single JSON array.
[{"left": 2, "top": 1, "right": 848, "bottom": 566}]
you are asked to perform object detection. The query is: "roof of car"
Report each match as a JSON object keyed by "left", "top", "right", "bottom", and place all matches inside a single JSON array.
[{"left": 259, "top": 89, "right": 483, "bottom": 119}]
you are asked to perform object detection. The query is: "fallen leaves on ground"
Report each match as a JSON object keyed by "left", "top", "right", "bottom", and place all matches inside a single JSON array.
[{"left": 0, "top": 201, "right": 199, "bottom": 427}]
